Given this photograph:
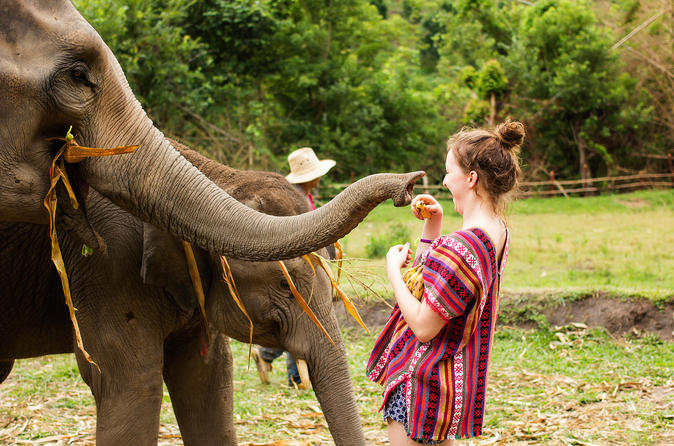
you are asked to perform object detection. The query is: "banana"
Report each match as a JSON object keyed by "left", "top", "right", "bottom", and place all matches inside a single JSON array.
[
  {"left": 414, "top": 201, "right": 432, "bottom": 219},
  {"left": 406, "top": 269, "right": 423, "bottom": 301},
  {"left": 404, "top": 266, "right": 421, "bottom": 285},
  {"left": 403, "top": 264, "right": 420, "bottom": 282},
  {"left": 402, "top": 265, "right": 424, "bottom": 301},
  {"left": 412, "top": 272, "right": 424, "bottom": 301}
]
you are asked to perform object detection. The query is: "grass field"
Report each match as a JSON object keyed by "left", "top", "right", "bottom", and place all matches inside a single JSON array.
[
  {"left": 1, "top": 189, "right": 672, "bottom": 444},
  {"left": 338, "top": 189, "right": 674, "bottom": 302},
  {"left": 1, "top": 326, "right": 672, "bottom": 445}
]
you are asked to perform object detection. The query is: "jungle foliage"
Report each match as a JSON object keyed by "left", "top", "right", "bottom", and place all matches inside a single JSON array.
[{"left": 73, "top": 0, "right": 673, "bottom": 183}]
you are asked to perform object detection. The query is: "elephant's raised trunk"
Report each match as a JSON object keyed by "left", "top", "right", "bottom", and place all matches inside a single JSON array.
[
  {"left": 76, "top": 38, "right": 422, "bottom": 261},
  {"left": 84, "top": 133, "right": 421, "bottom": 261}
]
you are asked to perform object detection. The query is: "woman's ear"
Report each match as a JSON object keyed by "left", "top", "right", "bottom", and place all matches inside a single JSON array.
[{"left": 467, "top": 170, "right": 478, "bottom": 189}]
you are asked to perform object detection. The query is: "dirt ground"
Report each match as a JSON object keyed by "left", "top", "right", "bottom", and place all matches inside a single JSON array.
[{"left": 337, "top": 292, "right": 674, "bottom": 340}]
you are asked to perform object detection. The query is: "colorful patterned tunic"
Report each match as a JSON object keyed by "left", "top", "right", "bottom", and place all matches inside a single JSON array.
[{"left": 367, "top": 227, "right": 509, "bottom": 441}]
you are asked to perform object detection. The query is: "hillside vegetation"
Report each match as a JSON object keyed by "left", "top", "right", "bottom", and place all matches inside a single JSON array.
[{"left": 73, "top": 0, "right": 673, "bottom": 183}]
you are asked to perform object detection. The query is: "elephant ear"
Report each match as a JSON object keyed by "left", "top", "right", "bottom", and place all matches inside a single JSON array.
[{"left": 140, "top": 222, "right": 211, "bottom": 312}]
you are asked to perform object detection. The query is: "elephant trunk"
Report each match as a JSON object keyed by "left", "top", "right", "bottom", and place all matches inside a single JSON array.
[
  {"left": 297, "top": 316, "right": 366, "bottom": 446},
  {"left": 77, "top": 44, "right": 422, "bottom": 261}
]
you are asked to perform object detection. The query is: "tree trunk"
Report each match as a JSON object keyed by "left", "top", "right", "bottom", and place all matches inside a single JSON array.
[{"left": 488, "top": 93, "right": 496, "bottom": 127}]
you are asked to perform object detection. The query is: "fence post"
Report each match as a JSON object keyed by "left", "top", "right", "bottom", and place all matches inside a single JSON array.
[
  {"left": 549, "top": 171, "right": 556, "bottom": 193},
  {"left": 583, "top": 163, "right": 593, "bottom": 196},
  {"left": 668, "top": 153, "right": 673, "bottom": 185}
]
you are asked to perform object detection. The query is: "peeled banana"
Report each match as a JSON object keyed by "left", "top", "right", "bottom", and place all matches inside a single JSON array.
[{"left": 414, "top": 200, "right": 432, "bottom": 219}]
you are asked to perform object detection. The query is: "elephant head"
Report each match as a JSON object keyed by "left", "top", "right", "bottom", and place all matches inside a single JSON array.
[
  {"left": 0, "top": 1, "right": 422, "bottom": 260},
  {"left": 142, "top": 145, "right": 369, "bottom": 444},
  {"left": 216, "top": 252, "right": 364, "bottom": 445}
]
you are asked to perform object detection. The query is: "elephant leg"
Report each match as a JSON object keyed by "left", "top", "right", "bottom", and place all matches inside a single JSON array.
[
  {"left": 0, "top": 359, "right": 14, "bottom": 384},
  {"left": 76, "top": 348, "right": 164, "bottom": 445},
  {"left": 163, "top": 329, "right": 236, "bottom": 446},
  {"left": 75, "top": 324, "right": 166, "bottom": 446}
]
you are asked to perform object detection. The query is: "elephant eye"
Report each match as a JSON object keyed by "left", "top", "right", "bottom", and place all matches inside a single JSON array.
[
  {"left": 71, "top": 68, "right": 87, "bottom": 81},
  {"left": 280, "top": 279, "right": 290, "bottom": 290},
  {"left": 70, "top": 65, "right": 95, "bottom": 88}
]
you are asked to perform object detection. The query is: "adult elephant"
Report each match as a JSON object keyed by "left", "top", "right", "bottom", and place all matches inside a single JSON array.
[
  {"left": 0, "top": 147, "right": 368, "bottom": 444},
  {"left": 0, "top": 1, "right": 421, "bottom": 260},
  {"left": 143, "top": 144, "right": 368, "bottom": 445}
]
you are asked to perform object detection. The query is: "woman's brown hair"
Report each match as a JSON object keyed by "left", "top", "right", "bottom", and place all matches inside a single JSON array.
[{"left": 449, "top": 119, "right": 524, "bottom": 216}]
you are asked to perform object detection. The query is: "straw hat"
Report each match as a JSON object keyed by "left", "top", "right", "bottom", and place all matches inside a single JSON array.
[{"left": 285, "top": 147, "right": 336, "bottom": 184}]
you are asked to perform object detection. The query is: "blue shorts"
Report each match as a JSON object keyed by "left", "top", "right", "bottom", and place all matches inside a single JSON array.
[{"left": 383, "top": 383, "right": 443, "bottom": 445}]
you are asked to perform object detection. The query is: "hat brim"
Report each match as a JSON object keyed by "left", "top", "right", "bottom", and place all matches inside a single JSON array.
[{"left": 286, "top": 159, "right": 336, "bottom": 184}]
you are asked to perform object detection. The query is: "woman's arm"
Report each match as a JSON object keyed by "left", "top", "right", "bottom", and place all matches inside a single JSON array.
[
  {"left": 387, "top": 244, "right": 446, "bottom": 343},
  {"left": 411, "top": 194, "right": 443, "bottom": 261}
]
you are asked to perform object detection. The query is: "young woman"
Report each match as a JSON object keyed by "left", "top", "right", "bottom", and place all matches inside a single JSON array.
[{"left": 367, "top": 120, "right": 524, "bottom": 445}]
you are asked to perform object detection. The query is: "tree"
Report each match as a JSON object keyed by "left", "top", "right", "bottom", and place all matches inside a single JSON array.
[
  {"left": 507, "top": 0, "right": 652, "bottom": 180},
  {"left": 75, "top": 0, "right": 212, "bottom": 131},
  {"left": 476, "top": 59, "right": 508, "bottom": 126},
  {"left": 181, "top": 0, "right": 447, "bottom": 180},
  {"left": 434, "top": 0, "right": 513, "bottom": 74},
  {"left": 609, "top": 0, "right": 673, "bottom": 164}
]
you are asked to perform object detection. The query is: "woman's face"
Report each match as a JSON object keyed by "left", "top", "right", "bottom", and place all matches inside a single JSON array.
[{"left": 442, "top": 149, "right": 472, "bottom": 215}]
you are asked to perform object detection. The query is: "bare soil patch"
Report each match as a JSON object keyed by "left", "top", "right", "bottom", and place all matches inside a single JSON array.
[
  {"left": 539, "top": 294, "right": 673, "bottom": 340},
  {"left": 615, "top": 198, "right": 651, "bottom": 208},
  {"left": 338, "top": 293, "right": 674, "bottom": 340}
]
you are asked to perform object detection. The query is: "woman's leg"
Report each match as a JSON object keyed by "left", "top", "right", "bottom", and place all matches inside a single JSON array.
[
  {"left": 387, "top": 420, "right": 455, "bottom": 446},
  {"left": 387, "top": 419, "right": 412, "bottom": 446}
]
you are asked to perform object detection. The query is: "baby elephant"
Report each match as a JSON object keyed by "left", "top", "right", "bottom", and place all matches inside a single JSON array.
[{"left": 142, "top": 144, "right": 366, "bottom": 445}]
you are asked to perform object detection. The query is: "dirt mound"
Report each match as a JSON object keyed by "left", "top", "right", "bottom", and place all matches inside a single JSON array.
[
  {"left": 539, "top": 294, "right": 673, "bottom": 339},
  {"left": 337, "top": 293, "right": 674, "bottom": 340}
]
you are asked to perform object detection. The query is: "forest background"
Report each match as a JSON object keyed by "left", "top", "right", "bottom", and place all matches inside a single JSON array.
[{"left": 73, "top": 0, "right": 673, "bottom": 185}]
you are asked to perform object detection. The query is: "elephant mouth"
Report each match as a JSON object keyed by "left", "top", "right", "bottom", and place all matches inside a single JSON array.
[{"left": 44, "top": 135, "right": 92, "bottom": 203}]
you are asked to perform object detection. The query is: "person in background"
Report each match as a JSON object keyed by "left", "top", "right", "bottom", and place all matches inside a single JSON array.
[
  {"left": 367, "top": 120, "right": 524, "bottom": 445},
  {"left": 285, "top": 147, "right": 336, "bottom": 209},
  {"left": 252, "top": 147, "right": 336, "bottom": 388}
]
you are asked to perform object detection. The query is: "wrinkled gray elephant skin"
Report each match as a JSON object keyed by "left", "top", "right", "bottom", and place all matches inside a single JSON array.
[
  {"left": 146, "top": 143, "right": 368, "bottom": 445},
  {"left": 0, "top": 148, "right": 369, "bottom": 445},
  {"left": 0, "top": 1, "right": 422, "bottom": 260}
]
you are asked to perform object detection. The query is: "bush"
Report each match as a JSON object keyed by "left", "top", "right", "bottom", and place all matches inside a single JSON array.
[{"left": 365, "top": 222, "right": 410, "bottom": 258}]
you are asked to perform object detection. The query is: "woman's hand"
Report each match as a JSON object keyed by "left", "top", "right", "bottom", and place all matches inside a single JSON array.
[
  {"left": 386, "top": 243, "right": 411, "bottom": 278},
  {"left": 411, "top": 194, "right": 443, "bottom": 221}
]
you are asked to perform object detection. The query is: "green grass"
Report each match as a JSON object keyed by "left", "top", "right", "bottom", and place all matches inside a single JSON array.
[
  {"left": 1, "top": 327, "right": 672, "bottom": 444},
  {"left": 340, "top": 189, "right": 674, "bottom": 301}
]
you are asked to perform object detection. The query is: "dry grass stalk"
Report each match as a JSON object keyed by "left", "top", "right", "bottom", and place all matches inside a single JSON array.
[
  {"left": 276, "top": 260, "right": 335, "bottom": 347},
  {"left": 220, "top": 255, "right": 255, "bottom": 358},
  {"left": 332, "top": 257, "right": 394, "bottom": 309},
  {"left": 182, "top": 241, "right": 209, "bottom": 337},
  {"left": 43, "top": 127, "right": 138, "bottom": 371},
  {"left": 309, "top": 254, "right": 369, "bottom": 334}
]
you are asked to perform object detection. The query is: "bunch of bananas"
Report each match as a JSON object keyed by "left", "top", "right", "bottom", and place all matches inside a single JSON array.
[{"left": 403, "top": 264, "right": 425, "bottom": 301}]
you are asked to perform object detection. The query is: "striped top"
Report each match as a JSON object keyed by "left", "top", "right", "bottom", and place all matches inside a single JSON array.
[{"left": 367, "top": 227, "right": 509, "bottom": 441}]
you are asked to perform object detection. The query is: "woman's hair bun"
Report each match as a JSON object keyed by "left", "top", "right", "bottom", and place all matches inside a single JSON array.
[{"left": 494, "top": 119, "right": 525, "bottom": 151}]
